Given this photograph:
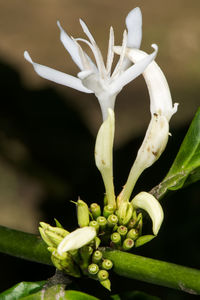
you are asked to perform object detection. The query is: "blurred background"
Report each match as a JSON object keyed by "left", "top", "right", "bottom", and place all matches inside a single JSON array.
[{"left": 0, "top": 0, "right": 200, "bottom": 299}]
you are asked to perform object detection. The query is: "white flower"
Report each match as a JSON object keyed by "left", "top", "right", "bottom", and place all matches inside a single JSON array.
[
  {"left": 115, "top": 8, "right": 178, "bottom": 204},
  {"left": 24, "top": 8, "right": 158, "bottom": 121},
  {"left": 57, "top": 226, "right": 96, "bottom": 255}
]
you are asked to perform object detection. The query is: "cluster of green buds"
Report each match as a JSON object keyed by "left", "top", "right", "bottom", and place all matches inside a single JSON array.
[{"left": 39, "top": 193, "right": 162, "bottom": 291}]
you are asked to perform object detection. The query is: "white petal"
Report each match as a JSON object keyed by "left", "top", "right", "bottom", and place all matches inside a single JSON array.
[
  {"left": 111, "top": 30, "right": 128, "bottom": 79},
  {"left": 111, "top": 44, "right": 158, "bottom": 94},
  {"left": 57, "top": 226, "right": 96, "bottom": 254},
  {"left": 57, "top": 21, "right": 83, "bottom": 70},
  {"left": 95, "top": 108, "right": 116, "bottom": 208},
  {"left": 106, "top": 27, "right": 115, "bottom": 76},
  {"left": 79, "top": 19, "right": 106, "bottom": 78},
  {"left": 116, "top": 46, "right": 178, "bottom": 121},
  {"left": 119, "top": 114, "right": 169, "bottom": 203},
  {"left": 131, "top": 192, "right": 164, "bottom": 235},
  {"left": 126, "top": 7, "right": 142, "bottom": 49},
  {"left": 24, "top": 51, "right": 92, "bottom": 93}
]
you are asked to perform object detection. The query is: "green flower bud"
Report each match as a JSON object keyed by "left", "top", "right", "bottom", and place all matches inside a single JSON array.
[
  {"left": 89, "top": 220, "right": 99, "bottom": 233},
  {"left": 127, "top": 210, "right": 137, "bottom": 229},
  {"left": 92, "top": 250, "right": 103, "bottom": 263},
  {"left": 90, "top": 203, "right": 101, "bottom": 219},
  {"left": 127, "top": 228, "right": 139, "bottom": 240},
  {"left": 50, "top": 249, "right": 80, "bottom": 277},
  {"left": 39, "top": 222, "right": 69, "bottom": 247},
  {"left": 88, "top": 263, "right": 99, "bottom": 275},
  {"left": 111, "top": 232, "right": 121, "bottom": 245},
  {"left": 40, "top": 222, "right": 69, "bottom": 237},
  {"left": 118, "top": 201, "right": 133, "bottom": 225},
  {"left": 135, "top": 235, "right": 155, "bottom": 248},
  {"left": 97, "top": 270, "right": 109, "bottom": 281},
  {"left": 122, "top": 238, "right": 134, "bottom": 251},
  {"left": 80, "top": 245, "right": 93, "bottom": 264},
  {"left": 102, "top": 259, "right": 113, "bottom": 270},
  {"left": 39, "top": 227, "right": 55, "bottom": 248},
  {"left": 96, "top": 216, "right": 107, "bottom": 231},
  {"left": 77, "top": 199, "right": 90, "bottom": 227},
  {"left": 100, "top": 279, "right": 111, "bottom": 291},
  {"left": 103, "top": 205, "right": 115, "bottom": 218},
  {"left": 107, "top": 214, "right": 118, "bottom": 228},
  {"left": 117, "top": 225, "right": 128, "bottom": 237}
]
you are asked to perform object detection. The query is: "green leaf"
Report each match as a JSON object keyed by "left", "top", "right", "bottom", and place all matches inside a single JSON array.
[
  {"left": 111, "top": 290, "right": 160, "bottom": 300},
  {"left": 0, "top": 281, "right": 46, "bottom": 300},
  {"left": 20, "top": 285, "right": 100, "bottom": 300},
  {"left": 151, "top": 107, "right": 200, "bottom": 200}
]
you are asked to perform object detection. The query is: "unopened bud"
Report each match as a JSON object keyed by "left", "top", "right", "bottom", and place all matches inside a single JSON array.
[
  {"left": 127, "top": 228, "right": 139, "bottom": 240},
  {"left": 97, "top": 216, "right": 107, "bottom": 231},
  {"left": 88, "top": 263, "right": 99, "bottom": 275},
  {"left": 39, "top": 222, "right": 69, "bottom": 247},
  {"left": 89, "top": 220, "right": 99, "bottom": 233},
  {"left": 118, "top": 201, "right": 133, "bottom": 225},
  {"left": 122, "top": 238, "right": 134, "bottom": 251},
  {"left": 107, "top": 214, "right": 118, "bottom": 228},
  {"left": 98, "top": 270, "right": 109, "bottom": 281},
  {"left": 92, "top": 250, "right": 103, "bottom": 263},
  {"left": 90, "top": 203, "right": 101, "bottom": 219},
  {"left": 111, "top": 232, "right": 121, "bottom": 245},
  {"left": 50, "top": 249, "right": 80, "bottom": 277},
  {"left": 103, "top": 205, "right": 115, "bottom": 218},
  {"left": 102, "top": 259, "right": 113, "bottom": 270},
  {"left": 117, "top": 225, "right": 128, "bottom": 238},
  {"left": 77, "top": 199, "right": 90, "bottom": 227}
]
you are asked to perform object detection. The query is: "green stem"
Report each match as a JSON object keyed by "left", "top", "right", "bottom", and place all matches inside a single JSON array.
[
  {"left": 1, "top": 225, "right": 200, "bottom": 295},
  {"left": 103, "top": 249, "right": 200, "bottom": 295},
  {"left": 0, "top": 225, "right": 52, "bottom": 265}
]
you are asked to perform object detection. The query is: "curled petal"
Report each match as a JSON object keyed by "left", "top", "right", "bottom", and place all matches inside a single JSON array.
[
  {"left": 57, "top": 226, "right": 96, "bottom": 254},
  {"left": 111, "top": 44, "right": 158, "bottom": 94},
  {"left": 126, "top": 7, "right": 142, "bottom": 49},
  {"left": 115, "top": 46, "right": 178, "bottom": 121},
  {"left": 95, "top": 108, "right": 116, "bottom": 208},
  {"left": 57, "top": 21, "right": 83, "bottom": 70},
  {"left": 24, "top": 51, "right": 92, "bottom": 93},
  {"left": 131, "top": 192, "right": 164, "bottom": 235}
]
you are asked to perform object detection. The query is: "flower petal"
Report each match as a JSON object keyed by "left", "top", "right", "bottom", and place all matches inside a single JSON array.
[
  {"left": 119, "top": 114, "right": 169, "bottom": 203},
  {"left": 117, "top": 47, "right": 178, "bottom": 121},
  {"left": 106, "top": 26, "right": 115, "bottom": 76},
  {"left": 57, "top": 21, "right": 83, "bottom": 70},
  {"left": 57, "top": 226, "right": 96, "bottom": 254},
  {"left": 111, "top": 44, "right": 158, "bottom": 94},
  {"left": 24, "top": 51, "right": 92, "bottom": 93},
  {"left": 111, "top": 30, "right": 128, "bottom": 79},
  {"left": 131, "top": 192, "right": 164, "bottom": 235},
  {"left": 126, "top": 7, "right": 142, "bottom": 49},
  {"left": 79, "top": 19, "right": 107, "bottom": 78}
]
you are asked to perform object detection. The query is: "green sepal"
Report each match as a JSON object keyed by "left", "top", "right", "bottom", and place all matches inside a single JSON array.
[
  {"left": 54, "top": 218, "right": 63, "bottom": 228},
  {"left": 135, "top": 235, "right": 155, "bottom": 248},
  {"left": 100, "top": 279, "right": 111, "bottom": 291},
  {"left": 95, "top": 236, "right": 101, "bottom": 249}
]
